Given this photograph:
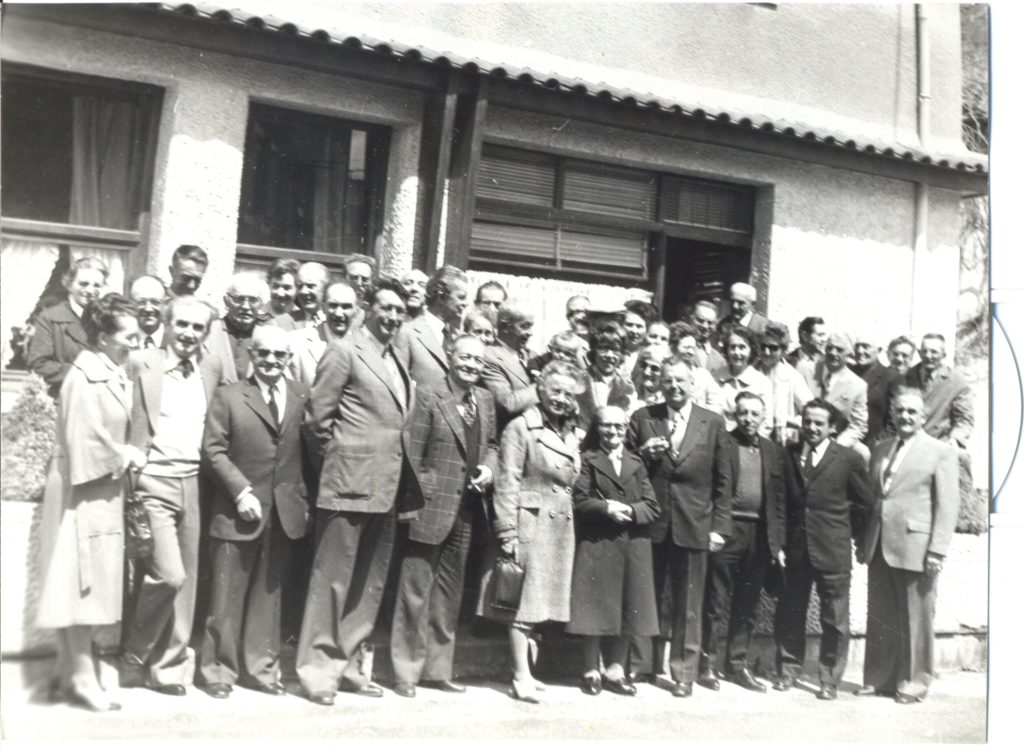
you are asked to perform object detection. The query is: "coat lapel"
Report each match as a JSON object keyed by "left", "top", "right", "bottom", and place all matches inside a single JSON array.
[
  {"left": 673, "top": 408, "right": 707, "bottom": 464},
  {"left": 415, "top": 318, "right": 448, "bottom": 371},
  {"left": 591, "top": 451, "right": 624, "bottom": 488},
  {"left": 199, "top": 355, "right": 220, "bottom": 404},
  {"left": 280, "top": 379, "right": 305, "bottom": 435},
  {"left": 355, "top": 333, "right": 407, "bottom": 412},
  {"left": 139, "top": 354, "right": 164, "bottom": 435},
  {"left": 244, "top": 380, "right": 278, "bottom": 433},
  {"left": 805, "top": 440, "right": 837, "bottom": 485},
  {"left": 438, "top": 385, "right": 468, "bottom": 454}
]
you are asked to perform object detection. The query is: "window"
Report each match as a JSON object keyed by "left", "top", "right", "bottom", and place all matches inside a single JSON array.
[
  {"left": 1, "top": 67, "right": 162, "bottom": 369},
  {"left": 236, "top": 104, "right": 389, "bottom": 266}
]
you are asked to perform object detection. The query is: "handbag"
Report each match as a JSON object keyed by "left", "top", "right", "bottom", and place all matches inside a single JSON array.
[
  {"left": 490, "top": 554, "right": 526, "bottom": 612},
  {"left": 124, "top": 476, "right": 154, "bottom": 561}
]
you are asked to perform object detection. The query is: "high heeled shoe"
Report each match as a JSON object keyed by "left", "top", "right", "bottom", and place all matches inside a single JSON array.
[
  {"left": 510, "top": 678, "right": 540, "bottom": 704},
  {"left": 68, "top": 687, "right": 121, "bottom": 712}
]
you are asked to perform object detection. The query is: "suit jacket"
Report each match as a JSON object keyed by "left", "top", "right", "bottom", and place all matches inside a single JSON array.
[
  {"left": 27, "top": 300, "right": 89, "bottom": 398},
  {"left": 855, "top": 360, "right": 904, "bottom": 443},
  {"left": 398, "top": 313, "right": 449, "bottom": 390},
  {"left": 786, "top": 440, "right": 873, "bottom": 573},
  {"left": 723, "top": 430, "right": 790, "bottom": 559},
  {"left": 863, "top": 433, "right": 959, "bottom": 572},
  {"left": 288, "top": 322, "right": 344, "bottom": 387},
  {"left": 626, "top": 402, "right": 733, "bottom": 549},
  {"left": 203, "top": 317, "right": 255, "bottom": 385},
  {"left": 904, "top": 364, "right": 974, "bottom": 448},
  {"left": 404, "top": 380, "right": 498, "bottom": 545},
  {"left": 719, "top": 311, "right": 769, "bottom": 337},
  {"left": 202, "top": 377, "right": 312, "bottom": 542},
  {"left": 480, "top": 339, "right": 539, "bottom": 429},
  {"left": 127, "top": 348, "right": 223, "bottom": 452},
  {"left": 573, "top": 448, "right": 660, "bottom": 534},
  {"left": 303, "top": 326, "right": 419, "bottom": 515},
  {"left": 813, "top": 362, "right": 868, "bottom": 446}
]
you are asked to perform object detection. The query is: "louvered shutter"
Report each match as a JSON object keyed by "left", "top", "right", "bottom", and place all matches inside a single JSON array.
[
  {"left": 662, "top": 176, "right": 755, "bottom": 232},
  {"left": 562, "top": 162, "right": 657, "bottom": 220},
  {"left": 476, "top": 150, "right": 556, "bottom": 206},
  {"left": 470, "top": 221, "right": 557, "bottom": 265},
  {"left": 560, "top": 229, "right": 646, "bottom": 271}
]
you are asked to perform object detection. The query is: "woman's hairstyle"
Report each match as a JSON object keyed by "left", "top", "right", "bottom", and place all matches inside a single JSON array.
[
  {"left": 726, "top": 326, "right": 757, "bottom": 364},
  {"left": 267, "top": 257, "right": 300, "bottom": 282},
  {"left": 588, "top": 322, "right": 627, "bottom": 358},
  {"left": 668, "top": 320, "right": 699, "bottom": 349},
  {"left": 63, "top": 256, "right": 110, "bottom": 287},
  {"left": 760, "top": 321, "right": 792, "bottom": 349},
  {"left": 83, "top": 292, "right": 138, "bottom": 345},
  {"left": 537, "top": 359, "right": 586, "bottom": 393}
]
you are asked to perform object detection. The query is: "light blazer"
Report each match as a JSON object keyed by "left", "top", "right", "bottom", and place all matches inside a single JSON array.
[
  {"left": 127, "top": 348, "right": 223, "bottom": 451},
  {"left": 480, "top": 339, "right": 539, "bottom": 429},
  {"left": 288, "top": 322, "right": 344, "bottom": 387},
  {"left": 398, "top": 313, "right": 449, "bottom": 391},
  {"left": 863, "top": 433, "right": 959, "bottom": 572},
  {"left": 202, "top": 377, "right": 312, "bottom": 542},
  {"left": 303, "top": 326, "right": 420, "bottom": 515},
  {"left": 626, "top": 402, "right": 733, "bottom": 549},
  {"left": 404, "top": 379, "right": 498, "bottom": 545},
  {"left": 722, "top": 430, "right": 790, "bottom": 560},
  {"left": 904, "top": 363, "right": 974, "bottom": 448},
  {"left": 786, "top": 440, "right": 873, "bottom": 573},
  {"left": 813, "top": 362, "right": 869, "bottom": 446},
  {"left": 27, "top": 300, "right": 89, "bottom": 397}
]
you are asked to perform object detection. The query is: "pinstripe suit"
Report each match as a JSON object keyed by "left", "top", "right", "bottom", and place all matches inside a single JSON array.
[{"left": 390, "top": 379, "right": 498, "bottom": 684}]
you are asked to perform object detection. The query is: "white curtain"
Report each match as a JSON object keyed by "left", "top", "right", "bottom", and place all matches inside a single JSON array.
[{"left": 0, "top": 240, "right": 61, "bottom": 367}]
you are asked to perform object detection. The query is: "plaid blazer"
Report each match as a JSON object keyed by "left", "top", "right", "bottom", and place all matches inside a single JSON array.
[{"left": 404, "top": 379, "right": 498, "bottom": 545}]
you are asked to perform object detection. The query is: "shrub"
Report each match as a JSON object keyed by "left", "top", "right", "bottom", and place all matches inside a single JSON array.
[
  {"left": 957, "top": 486, "right": 989, "bottom": 535},
  {"left": 1, "top": 376, "right": 57, "bottom": 503}
]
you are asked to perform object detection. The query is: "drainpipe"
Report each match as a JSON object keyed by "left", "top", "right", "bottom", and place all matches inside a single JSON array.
[{"left": 910, "top": 3, "right": 931, "bottom": 337}]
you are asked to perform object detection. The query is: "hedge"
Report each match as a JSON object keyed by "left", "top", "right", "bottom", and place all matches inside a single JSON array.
[{"left": 1, "top": 376, "right": 56, "bottom": 504}]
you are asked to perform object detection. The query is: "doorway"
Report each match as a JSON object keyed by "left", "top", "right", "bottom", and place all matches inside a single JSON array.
[{"left": 660, "top": 236, "right": 752, "bottom": 322}]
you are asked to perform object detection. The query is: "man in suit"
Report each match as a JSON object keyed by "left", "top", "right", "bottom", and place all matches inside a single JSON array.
[
  {"left": 687, "top": 301, "right": 728, "bottom": 372},
  {"left": 773, "top": 399, "right": 873, "bottom": 700},
  {"left": 474, "top": 280, "right": 507, "bottom": 317},
  {"left": 128, "top": 275, "right": 169, "bottom": 350},
  {"left": 857, "top": 387, "right": 959, "bottom": 703},
  {"left": 717, "top": 282, "right": 768, "bottom": 338},
  {"left": 812, "top": 333, "right": 869, "bottom": 462},
  {"left": 167, "top": 245, "right": 208, "bottom": 298},
  {"left": 121, "top": 296, "right": 223, "bottom": 695},
  {"left": 342, "top": 254, "right": 376, "bottom": 332},
  {"left": 198, "top": 326, "right": 311, "bottom": 698},
  {"left": 886, "top": 335, "right": 917, "bottom": 377},
  {"left": 400, "top": 268, "right": 429, "bottom": 320},
  {"left": 297, "top": 277, "right": 421, "bottom": 705},
  {"left": 288, "top": 281, "right": 358, "bottom": 387},
  {"left": 627, "top": 360, "right": 733, "bottom": 697},
  {"left": 480, "top": 300, "right": 540, "bottom": 430},
  {"left": 204, "top": 272, "right": 272, "bottom": 384},
  {"left": 390, "top": 335, "right": 498, "bottom": 697},
  {"left": 400, "top": 265, "right": 470, "bottom": 390},
  {"left": 273, "top": 262, "right": 329, "bottom": 332},
  {"left": 699, "top": 391, "right": 789, "bottom": 693},
  {"left": 850, "top": 334, "right": 904, "bottom": 443},
  {"left": 787, "top": 316, "right": 827, "bottom": 389}
]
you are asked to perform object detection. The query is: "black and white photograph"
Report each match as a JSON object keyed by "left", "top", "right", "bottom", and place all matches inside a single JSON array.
[{"left": 0, "top": 0, "right": 999, "bottom": 742}]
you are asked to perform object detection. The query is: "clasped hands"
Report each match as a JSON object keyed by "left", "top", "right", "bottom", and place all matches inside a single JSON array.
[
  {"left": 113, "top": 445, "right": 148, "bottom": 479},
  {"left": 605, "top": 499, "right": 633, "bottom": 524}
]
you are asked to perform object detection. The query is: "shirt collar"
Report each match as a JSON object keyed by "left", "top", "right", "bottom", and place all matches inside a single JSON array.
[
  {"left": 669, "top": 400, "right": 693, "bottom": 422},
  {"left": 256, "top": 376, "right": 286, "bottom": 399},
  {"left": 142, "top": 325, "right": 164, "bottom": 344},
  {"left": 722, "top": 365, "right": 756, "bottom": 386},
  {"left": 163, "top": 349, "right": 200, "bottom": 372},
  {"left": 803, "top": 438, "right": 831, "bottom": 461},
  {"left": 606, "top": 444, "right": 624, "bottom": 462},
  {"left": 739, "top": 311, "right": 753, "bottom": 326}
]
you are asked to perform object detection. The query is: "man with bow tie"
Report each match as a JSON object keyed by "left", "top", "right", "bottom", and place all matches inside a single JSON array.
[
  {"left": 390, "top": 335, "right": 498, "bottom": 698},
  {"left": 197, "top": 325, "right": 312, "bottom": 699},
  {"left": 626, "top": 359, "right": 732, "bottom": 697}
]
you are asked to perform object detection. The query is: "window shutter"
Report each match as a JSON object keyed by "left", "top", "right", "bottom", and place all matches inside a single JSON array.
[
  {"left": 563, "top": 162, "right": 657, "bottom": 220},
  {"left": 476, "top": 150, "right": 556, "bottom": 206},
  {"left": 662, "top": 176, "right": 755, "bottom": 232},
  {"left": 471, "top": 221, "right": 557, "bottom": 265},
  {"left": 685, "top": 245, "right": 739, "bottom": 301},
  {"left": 560, "top": 229, "right": 646, "bottom": 271}
]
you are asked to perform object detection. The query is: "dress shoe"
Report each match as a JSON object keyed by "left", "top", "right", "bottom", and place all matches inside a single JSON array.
[
  {"left": 510, "top": 678, "right": 540, "bottom": 703},
  {"left": 817, "top": 684, "right": 838, "bottom": 701},
  {"left": 251, "top": 682, "right": 286, "bottom": 696},
  {"left": 580, "top": 675, "right": 602, "bottom": 696},
  {"left": 854, "top": 685, "right": 892, "bottom": 697},
  {"left": 394, "top": 683, "right": 417, "bottom": 698},
  {"left": 340, "top": 683, "right": 384, "bottom": 698},
  {"left": 602, "top": 675, "right": 637, "bottom": 696},
  {"left": 309, "top": 691, "right": 335, "bottom": 706},
  {"left": 697, "top": 669, "right": 721, "bottom": 691},
  {"left": 671, "top": 681, "right": 693, "bottom": 698},
  {"left": 773, "top": 676, "right": 795, "bottom": 692},
  {"left": 118, "top": 662, "right": 147, "bottom": 689},
  {"left": 728, "top": 668, "right": 767, "bottom": 693},
  {"left": 204, "top": 682, "right": 232, "bottom": 699},
  {"left": 421, "top": 679, "right": 466, "bottom": 693},
  {"left": 68, "top": 688, "right": 121, "bottom": 712},
  {"left": 150, "top": 683, "right": 187, "bottom": 696},
  {"left": 895, "top": 693, "right": 922, "bottom": 705}
]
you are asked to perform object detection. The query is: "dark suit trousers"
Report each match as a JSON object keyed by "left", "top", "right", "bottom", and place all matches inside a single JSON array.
[
  {"left": 296, "top": 508, "right": 396, "bottom": 695},
  {"left": 198, "top": 512, "right": 291, "bottom": 687},
  {"left": 122, "top": 473, "right": 200, "bottom": 687},
  {"left": 390, "top": 500, "right": 474, "bottom": 684},
  {"left": 774, "top": 553, "right": 851, "bottom": 687},
  {"left": 863, "top": 549, "right": 935, "bottom": 699},
  {"left": 702, "top": 519, "right": 770, "bottom": 675}
]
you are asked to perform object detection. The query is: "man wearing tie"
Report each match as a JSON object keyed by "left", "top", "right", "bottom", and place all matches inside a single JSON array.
[
  {"left": 198, "top": 326, "right": 312, "bottom": 698},
  {"left": 773, "top": 399, "right": 873, "bottom": 700},
  {"left": 390, "top": 335, "right": 498, "bottom": 697},
  {"left": 857, "top": 387, "right": 959, "bottom": 703},
  {"left": 121, "top": 296, "right": 223, "bottom": 695},
  {"left": 288, "top": 282, "right": 359, "bottom": 387},
  {"left": 400, "top": 265, "right": 470, "bottom": 390},
  {"left": 128, "top": 275, "right": 169, "bottom": 350},
  {"left": 297, "top": 278, "right": 421, "bottom": 705},
  {"left": 627, "top": 360, "right": 732, "bottom": 697}
]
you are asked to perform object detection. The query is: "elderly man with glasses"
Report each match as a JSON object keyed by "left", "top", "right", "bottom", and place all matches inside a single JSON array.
[{"left": 205, "top": 272, "right": 273, "bottom": 383}]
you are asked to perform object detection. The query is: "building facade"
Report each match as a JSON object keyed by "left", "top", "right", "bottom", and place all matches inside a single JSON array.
[{"left": 1, "top": 2, "right": 987, "bottom": 363}]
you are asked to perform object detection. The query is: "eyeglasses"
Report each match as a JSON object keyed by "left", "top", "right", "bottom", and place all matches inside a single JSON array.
[
  {"left": 762, "top": 344, "right": 782, "bottom": 351},
  {"left": 598, "top": 422, "right": 627, "bottom": 430},
  {"left": 254, "top": 348, "right": 289, "bottom": 360},
  {"left": 229, "top": 294, "right": 262, "bottom": 307}
]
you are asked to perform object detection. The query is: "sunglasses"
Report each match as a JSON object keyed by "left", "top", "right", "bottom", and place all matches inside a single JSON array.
[{"left": 254, "top": 348, "right": 289, "bottom": 360}]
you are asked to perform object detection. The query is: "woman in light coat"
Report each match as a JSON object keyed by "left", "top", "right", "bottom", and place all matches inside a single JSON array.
[
  {"left": 477, "top": 360, "right": 587, "bottom": 703},
  {"left": 36, "top": 293, "right": 146, "bottom": 711}
]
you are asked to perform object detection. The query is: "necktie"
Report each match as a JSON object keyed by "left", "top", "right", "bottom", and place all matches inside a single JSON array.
[
  {"left": 382, "top": 345, "right": 406, "bottom": 409},
  {"left": 670, "top": 412, "right": 686, "bottom": 455},
  {"left": 803, "top": 447, "right": 815, "bottom": 477},
  {"left": 461, "top": 389, "right": 477, "bottom": 426},
  {"left": 144, "top": 335, "right": 155, "bottom": 349},
  {"left": 882, "top": 439, "right": 905, "bottom": 489},
  {"left": 176, "top": 358, "right": 194, "bottom": 378},
  {"left": 267, "top": 386, "right": 280, "bottom": 430}
]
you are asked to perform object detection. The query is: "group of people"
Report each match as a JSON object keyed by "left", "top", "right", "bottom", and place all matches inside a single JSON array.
[{"left": 27, "top": 243, "right": 972, "bottom": 712}]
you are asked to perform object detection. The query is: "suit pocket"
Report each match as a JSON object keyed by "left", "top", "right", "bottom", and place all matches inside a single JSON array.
[
  {"left": 321, "top": 446, "right": 377, "bottom": 498},
  {"left": 907, "top": 519, "right": 931, "bottom": 534}
]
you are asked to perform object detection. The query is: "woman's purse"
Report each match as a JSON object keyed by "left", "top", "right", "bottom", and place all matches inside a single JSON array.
[
  {"left": 124, "top": 473, "right": 154, "bottom": 561},
  {"left": 490, "top": 553, "right": 526, "bottom": 613}
]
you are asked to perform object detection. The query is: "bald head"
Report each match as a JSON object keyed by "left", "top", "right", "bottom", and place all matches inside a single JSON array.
[
  {"left": 129, "top": 275, "right": 168, "bottom": 335},
  {"left": 729, "top": 282, "right": 757, "bottom": 320}
]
